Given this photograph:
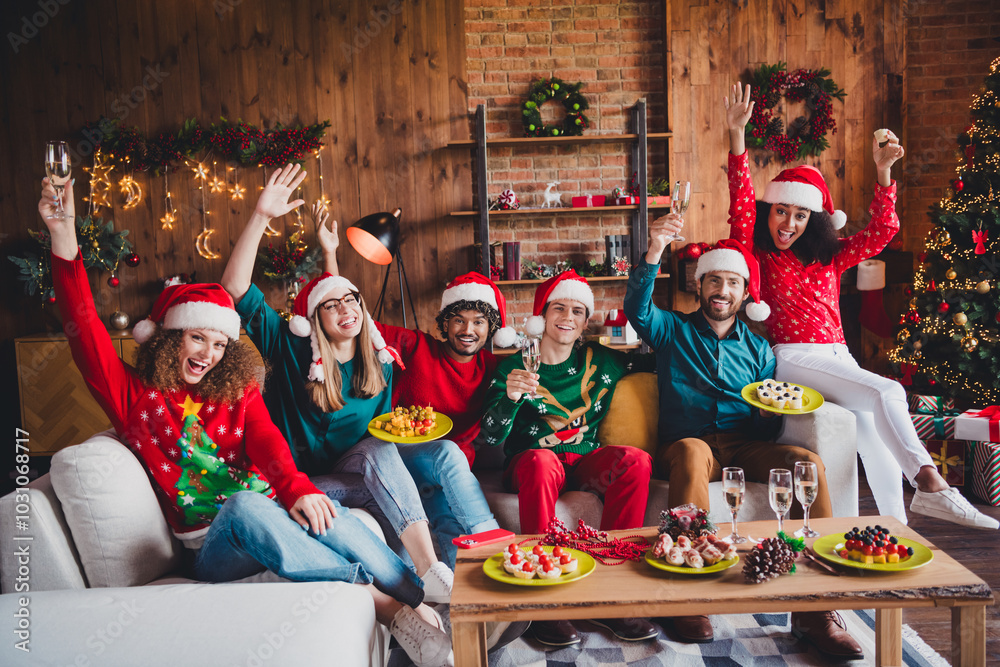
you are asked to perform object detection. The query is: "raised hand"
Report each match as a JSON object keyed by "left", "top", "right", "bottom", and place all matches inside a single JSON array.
[
  {"left": 647, "top": 213, "right": 684, "bottom": 262},
  {"left": 724, "top": 82, "right": 754, "bottom": 132},
  {"left": 873, "top": 130, "right": 905, "bottom": 173},
  {"left": 38, "top": 177, "right": 79, "bottom": 261},
  {"left": 312, "top": 201, "right": 339, "bottom": 255},
  {"left": 505, "top": 368, "right": 539, "bottom": 402},
  {"left": 254, "top": 163, "right": 307, "bottom": 219}
]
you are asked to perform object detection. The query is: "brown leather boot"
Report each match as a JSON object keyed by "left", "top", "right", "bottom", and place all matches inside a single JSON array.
[
  {"left": 530, "top": 619, "right": 580, "bottom": 647},
  {"left": 791, "top": 610, "right": 864, "bottom": 660},
  {"left": 659, "top": 615, "right": 713, "bottom": 643}
]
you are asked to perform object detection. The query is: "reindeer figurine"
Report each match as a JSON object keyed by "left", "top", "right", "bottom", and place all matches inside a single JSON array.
[{"left": 541, "top": 181, "right": 562, "bottom": 208}]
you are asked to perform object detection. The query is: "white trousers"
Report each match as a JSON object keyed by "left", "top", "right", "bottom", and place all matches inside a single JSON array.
[{"left": 773, "top": 343, "right": 934, "bottom": 524}]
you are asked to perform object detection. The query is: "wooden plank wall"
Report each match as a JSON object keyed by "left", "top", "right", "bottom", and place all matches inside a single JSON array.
[
  {"left": 0, "top": 0, "right": 471, "bottom": 346},
  {"left": 667, "top": 0, "right": 906, "bottom": 319}
]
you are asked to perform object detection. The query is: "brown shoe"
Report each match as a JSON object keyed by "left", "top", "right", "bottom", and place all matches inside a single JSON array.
[
  {"left": 530, "top": 619, "right": 580, "bottom": 647},
  {"left": 660, "top": 615, "right": 713, "bottom": 643},
  {"left": 791, "top": 611, "right": 864, "bottom": 660},
  {"left": 588, "top": 617, "right": 659, "bottom": 641}
]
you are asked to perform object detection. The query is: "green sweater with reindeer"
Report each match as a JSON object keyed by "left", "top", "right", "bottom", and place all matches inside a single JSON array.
[{"left": 481, "top": 343, "right": 653, "bottom": 467}]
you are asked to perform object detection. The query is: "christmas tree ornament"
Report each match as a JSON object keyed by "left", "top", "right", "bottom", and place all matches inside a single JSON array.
[
  {"left": 109, "top": 310, "right": 130, "bottom": 330},
  {"left": 953, "top": 312, "right": 968, "bottom": 326},
  {"left": 963, "top": 336, "right": 979, "bottom": 353},
  {"left": 918, "top": 251, "right": 928, "bottom": 264},
  {"left": 972, "top": 228, "right": 988, "bottom": 254},
  {"left": 912, "top": 350, "right": 923, "bottom": 360},
  {"left": 926, "top": 280, "right": 936, "bottom": 292},
  {"left": 907, "top": 311, "right": 921, "bottom": 324},
  {"left": 937, "top": 229, "right": 951, "bottom": 246},
  {"left": 888, "top": 235, "right": 904, "bottom": 251},
  {"left": 897, "top": 329, "right": 910, "bottom": 344},
  {"left": 47, "top": 296, "right": 56, "bottom": 304},
  {"left": 938, "top": 302, "right": 950, "bottom": 314},
  {"left": 125, "top": 253, "right": 140, "bottom": 268},
  {"left": 946, "top": 268, "right": 957, "bottom": 280},
  {"left": 108, "top": 275, "right": 119, "bottom": 288},
  {"left": 953, "top": 178, "right": 964, "bottom": 192},
  {"left": 913, "top": 339, "right": 923, "bottom": 351},
  {"left": 904, "top": 286, "right": 914, "bottom": 296},
  {"left": 976, "top": 280, "right": 990, "bottom": 294},
  {"left": 909, "top": 298, "right": 918, "bottom": 309}
]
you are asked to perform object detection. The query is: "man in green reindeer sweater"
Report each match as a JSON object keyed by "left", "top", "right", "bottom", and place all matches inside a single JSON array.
[{"left": 481, "top": 269, "right": 657, "bottom": 647}]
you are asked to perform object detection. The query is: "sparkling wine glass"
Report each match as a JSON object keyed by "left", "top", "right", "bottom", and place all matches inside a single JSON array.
[
  {"left": 521, "top": 336, "right": 541, "bottom": 399},
  {"left": 794, "top": 461, "right": 820, "bottom": 538},
  {"left": 666, "top": 180, "right": 689, "bottom": 242},
  {"left": 722, "top": 467, "right": 747, "bottom": 544},
  {"left": 45, "top": 140, "right": 72, "bottom": 220},
  {"left": 768, "top": 468, "right": 792, "bottom": 535}
]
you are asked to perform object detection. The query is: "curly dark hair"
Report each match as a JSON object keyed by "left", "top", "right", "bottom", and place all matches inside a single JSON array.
[
  {"left": 133, "top": 329, "right": 265, "bottom": 403},
  {"left": 754, "top": 201, "right": 840, "bottom": 266},
  {"left": 435, "top": 300, "right": 501, "bottom": 339}
]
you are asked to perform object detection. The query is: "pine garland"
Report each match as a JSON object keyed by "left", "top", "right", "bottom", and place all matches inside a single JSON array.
[{"left": 257, "top": 230, "right": 321, "bottom": 283}]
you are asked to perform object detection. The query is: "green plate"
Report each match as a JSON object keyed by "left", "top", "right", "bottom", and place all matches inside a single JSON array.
[
  {"left": 741, "top": 381, "right": 824, "bottom": 415},
  {"left": 368, "top": 412, "right": 453, "bottom": 444},
  {"left": 644, "top": 549, "right": 740, "bottom": 575},
  {"left": 811, "top": 533, "right": 934, "bottom": 572},
  {"left": 483, "top": 546, "right": 596, "bottom": 586}
]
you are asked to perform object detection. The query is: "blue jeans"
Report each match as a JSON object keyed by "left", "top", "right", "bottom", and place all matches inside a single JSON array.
[
  {"left": 396, "top": 439, "right": 499, "bottom": 567},
  {"left": 194, "top": 491, "right": 424, "bottom": 608}
]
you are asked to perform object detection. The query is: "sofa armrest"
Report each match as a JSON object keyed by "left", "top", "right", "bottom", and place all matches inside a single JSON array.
[{"left": 776, "top": 401, "right": 859, "bottom": 518}]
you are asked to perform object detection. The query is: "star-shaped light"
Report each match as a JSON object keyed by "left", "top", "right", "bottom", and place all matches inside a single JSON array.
[
  {"left": 230, "top": 183, "right": 246, "bottom": 200},
  {"left": 191, "top": 163, "right": 209, "bottom": 181},
  {"left": 160, "top": 209, "right": 176, "bottom": 230},
  {"left": 180, "top": 395, "right": 204, "bottom": 419},
  {"left": 209, "top": 177, "right": 225, "bottom": 194}
]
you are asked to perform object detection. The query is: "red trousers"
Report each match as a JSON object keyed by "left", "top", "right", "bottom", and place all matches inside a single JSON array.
[{"left": 503, "top": 446, "right": 652, "bottom": 535}]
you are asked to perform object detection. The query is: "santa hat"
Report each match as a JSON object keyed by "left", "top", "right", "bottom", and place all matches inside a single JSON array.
[
  {"left": 762, "top": 165, "right": 847, "bottom": 230},
  {"left": 133, "top": 283, "right": 241, "bottom": 344},
  {"left": 525, "top": 269, "right": 595, "bottom": 337},
  {"left": 694, "top": 239, "right": 771, "bottom": 321},
  {"left": 288, "top": 273, "right": 395, "bottom": 382},
  {"left": 439, "top": 272, "right": 517, "bottom": 348}
]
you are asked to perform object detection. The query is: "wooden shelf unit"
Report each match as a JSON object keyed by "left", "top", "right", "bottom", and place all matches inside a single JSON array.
[
  {"left": 495, "top": 273, "right": 671, "bottom": 287},
  {"left": 449, "top": 203, "right": 673, "bottom": 218}
]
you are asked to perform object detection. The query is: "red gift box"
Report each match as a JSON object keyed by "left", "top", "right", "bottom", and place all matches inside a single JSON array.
[
  {"left": 612, "top": 196, "right": 639, "bottom": 205},
  {"left": 570, "top": 194, "right": 606, "bottom": 208},
  {"left": 649, "top": 195, "right": 672, "bottom": 206}
]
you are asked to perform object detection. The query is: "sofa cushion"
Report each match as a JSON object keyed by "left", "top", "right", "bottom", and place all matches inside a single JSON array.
[
  {"left": 50, "top": 432, "right": 181, "bottom": 588},
  {"left": 597, "top": 372, "right": 658, "bottom": 454}
]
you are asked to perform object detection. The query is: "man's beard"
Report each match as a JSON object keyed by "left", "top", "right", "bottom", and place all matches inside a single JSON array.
[
  {"left": 447, "top": 335, "right": 484, "bottom": 357},
  {"left": 699, "top": 293, "right": 740, "bottom": 322}
]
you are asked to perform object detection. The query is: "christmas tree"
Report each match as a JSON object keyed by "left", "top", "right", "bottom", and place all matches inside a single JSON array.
[{"left": 890, "top": 56, "right": 1000, "bottom": 403}]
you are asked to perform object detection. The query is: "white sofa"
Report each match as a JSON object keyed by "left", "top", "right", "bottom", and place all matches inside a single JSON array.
[{"left": 0, "top": 433, "right": 389, "bottom": 667}]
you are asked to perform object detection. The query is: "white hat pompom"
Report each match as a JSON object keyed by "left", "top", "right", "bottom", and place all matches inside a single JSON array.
[
  {"left": 288, "top": 314, "right": 312, "bottom": 338},
  {"left": 492, "top": 325, "right": 517, "bottom": 348},
  {"left": 525, "top": 315, "right": 546, "bottom": 337},
  {"left": 745, "top": 301, "right": 771, "bottom": 322},
  {"left": 133, "top": 318, "right": 157, "bottom": 344},
  {"left": 831, "top": 209, "right": 847, "bottom": 230},
  {"left": 377, "top": 348, "right": 394, "bottom": 364}
]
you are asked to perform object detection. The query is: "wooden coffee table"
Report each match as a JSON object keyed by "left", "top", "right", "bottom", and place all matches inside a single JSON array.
[{"left": 450, "top": 516, "right": 992, "bottom": 666}]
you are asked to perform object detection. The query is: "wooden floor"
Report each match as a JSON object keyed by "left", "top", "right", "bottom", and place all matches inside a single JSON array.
[{"left": 856, "top": 478, "right": 999, "bottom": 663}]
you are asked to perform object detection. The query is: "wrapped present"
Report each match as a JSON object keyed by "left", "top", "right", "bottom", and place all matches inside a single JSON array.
[
  {"left": 909, "top": 412, "right": 957, "bottom": 440},
  {"left": 649, "top": 195, "right": 672, "bottom": 206},
  {"left": 923, "top": 439, "right": 967, "bottom": 487},
  {"left": 613, "top": 196, "right": 639, "bottom": 205},
  {"left": 954, "top": 406, "right": 1000, "bottom": 442},
  {"left": 906, "top": 393, "right": 957, "bottom": 415},
  {"left": 570, "top": 194, "right": 606, "bottom": 208},
  {"left": 969, "top": 441, "right": 1000, "bottom": 506}
]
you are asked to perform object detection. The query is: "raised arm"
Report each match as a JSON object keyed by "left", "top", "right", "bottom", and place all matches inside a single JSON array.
[
  {"left": 724, "top": 82, "right": 754, "bottom": 157},
  {"left": 221, "top": 164, "right": 307, "bottom": 303},
  {"left": 38, "top": 177, "right": 78, "bottom": 260},
  {"left": 312, "top": 201, "right": 340, "bottom": 276}
]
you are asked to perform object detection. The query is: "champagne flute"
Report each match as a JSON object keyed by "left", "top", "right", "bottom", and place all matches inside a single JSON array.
[
  {"left": 794, "top": 461, "right": 820, "bottom": 538},
  {"left": 667, "top": 180, "right": 689, "bottom": 242},
  {"left": 722, "top": 467, "right": 747, "bottom": 544},
  {"left": 521, "top": 336, "right": 541, "bottom": 399},
  {"left": 768, "top": 468, "right": 792, "bottom": 535},
  {"left": 45, "top": 141, "right": 72, "bottom": 220}
]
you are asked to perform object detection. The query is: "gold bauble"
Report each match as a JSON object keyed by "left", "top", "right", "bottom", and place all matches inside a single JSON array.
[
  {"left": 909, "top": 297, "right": 918, "bottom": 309},
  {"left": 937, "top": 230, "right": 952, "bottom": 245},
  {"left": 963, "top": 337, "right": 979, "bottom": 353},
  {"left": 912, "top": 350, "right": 923, "bottom": 360},
  {"left": 945, "top": 269, "right": 957, "bottom": 280},
  {"left": 109, "top": 310, "right": 130, "bottom": 330},
  {"left": 91, "top": 240, "right": 100, "bottom": 249},
  {"left": 976, "top": 280, "right": 990, "bottom": 294},
  {"left": 913, "top": 339, "right": 923, "bottom": 351},
  {"left": 953, "top": 312, "right": 968, "bottom": 326}
]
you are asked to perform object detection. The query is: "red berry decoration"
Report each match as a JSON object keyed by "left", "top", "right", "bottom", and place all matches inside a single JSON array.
[
  {"left": 938, "top": 302, "right": 950, "bottom": 314},
  {"left": 124, "top": 253, "right": 140, "bottom": 268},
  {"left": 108, "top": 276, "right": 120, "bottom": 287}
]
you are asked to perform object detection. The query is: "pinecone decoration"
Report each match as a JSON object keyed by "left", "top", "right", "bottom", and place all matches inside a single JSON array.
[{"left": 743, "top": 537, "right": 798, "bottom": 584}]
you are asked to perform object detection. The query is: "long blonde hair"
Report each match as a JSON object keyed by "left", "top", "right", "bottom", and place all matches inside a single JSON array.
[{"left": 305, "top": 292, "right": 387, "bottom": 412}]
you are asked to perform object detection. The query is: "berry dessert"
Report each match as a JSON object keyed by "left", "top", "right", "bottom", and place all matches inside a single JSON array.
[{"left": 837, "top": 525, "right": 914, "bottom": 564}]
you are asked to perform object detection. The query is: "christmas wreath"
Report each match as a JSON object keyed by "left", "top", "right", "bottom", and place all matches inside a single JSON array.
[
  {"left": 745, "top": 62, "right": 845, "bottom": 162},
  {"left": 521, "top": 77, "right": 590, "bottom": 137}
]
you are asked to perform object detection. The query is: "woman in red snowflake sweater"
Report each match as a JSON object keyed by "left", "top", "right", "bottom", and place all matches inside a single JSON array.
[
  {"left": 37, "top": 178, "right": 453, "bottom": 666},
  {"left": 722, "top": 82, "right": 996, "bottom": 530}
]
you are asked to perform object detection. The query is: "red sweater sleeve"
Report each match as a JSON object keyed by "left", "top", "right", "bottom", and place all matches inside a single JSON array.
[
  {"left": 241, "top": 388, "right": 320, "bottom": 509},
  {"left": 375, "top": 321, "right": 420, "bottom": 357},
  {"left": 51, "top": 253, "right": 144, "bottom": 432},
  {"left": 834, "top": 181, "right": 900, "bottom": 272},
  {"left": 727, "top": 151, "right": 756, "bottom": 246}
]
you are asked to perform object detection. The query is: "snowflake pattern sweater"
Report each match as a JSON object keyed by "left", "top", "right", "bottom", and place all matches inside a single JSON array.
[
  {"left": 53, "top": 255, "right": 318, "bottom": 541},
  {"left": 481, "top": 343, "right": 647, "bottom": 466},
  {"left": 727, "top": 151, "right": 899, "bottom": 344},
  {"left": 376, "top": 322, "right": 498, "bottom": 467}
]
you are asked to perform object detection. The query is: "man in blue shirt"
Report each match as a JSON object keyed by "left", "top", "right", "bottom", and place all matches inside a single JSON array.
[{"left": 624, "top": 214, "right": 862, "bottom": 661}]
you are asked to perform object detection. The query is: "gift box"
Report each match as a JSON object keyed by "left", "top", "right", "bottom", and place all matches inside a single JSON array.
[
  {"left": 612, "top": 196, "right": 639, "bottom": 205},
  {"left": 954, "top": 407, "right": 1000, "bottom": 442},
  {"left": 906, "top": 393, "right": 957, "bottom": 415},
  {"left": 969, "top": 441, "right": 1000, "bottom": 506},
  {"left": 909, "top": 412, "right": 957, "bottom": 440},
  {"left": 570, "top": 194, "right": 606, "bottom": 208},
  {"left": 923, "top": 439, "right": 967, "bottom": 487},
  {"left": 649, "top": 195, "right": 672, "bottom": 206}
]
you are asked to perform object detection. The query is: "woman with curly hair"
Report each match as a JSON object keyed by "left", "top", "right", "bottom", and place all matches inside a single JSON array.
[
  {"left": 722, "top": 82, "right": 996, "bottom": 530},
  {"left": 38, "top": 178, "right": 452, "bottom": 667}
]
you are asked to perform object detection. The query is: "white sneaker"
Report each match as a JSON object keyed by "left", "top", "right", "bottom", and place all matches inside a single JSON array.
[
  {"left": 420, "top": 561, "right": 454, "bottom": 604},
  {"left": 910, "top": 488, "right": 999, "bottom": 529},
  {"left": 390, "top": 606, "right": 453, "bottom": 667}
]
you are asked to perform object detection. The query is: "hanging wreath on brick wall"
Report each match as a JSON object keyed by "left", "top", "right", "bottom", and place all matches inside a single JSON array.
[
  {"left": 521, "top": 77, "right": 590, "bottom": 137},
  {"left": 745, "top": 62, "right": 846, "bottom": 162}
]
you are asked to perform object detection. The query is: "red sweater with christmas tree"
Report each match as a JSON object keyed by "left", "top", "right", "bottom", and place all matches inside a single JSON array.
[
  {"left": 53, "top": 254, "right": 318, "bottom": 542},
  {"left": 375, "top": 322, "right": 498, "bottom": 466}
]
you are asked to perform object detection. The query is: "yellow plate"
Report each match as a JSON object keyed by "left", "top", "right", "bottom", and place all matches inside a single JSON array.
[
  {"left": 482, "top": 546, "right": 596, "bottom": 586},
  {"left": 741, "top": 381, "right": 825, "bottom": 415},
  {"left": 811, "top": 533, "right": 934, "bottom": 572},
  {"left": 367, "top": 412, "right": 454, "bottom": 444},
  {"left": 644, "top": 549, "right": 740, "bottom": 575}
]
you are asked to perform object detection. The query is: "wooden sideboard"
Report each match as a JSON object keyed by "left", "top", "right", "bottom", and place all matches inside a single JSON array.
[{"left": 15, "top": 331, "right": 260, "bottom": 456}]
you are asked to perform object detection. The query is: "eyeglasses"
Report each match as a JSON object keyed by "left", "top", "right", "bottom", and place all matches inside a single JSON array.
[{"left": 319, "top": 292, "right": 360, "bottom": 312}]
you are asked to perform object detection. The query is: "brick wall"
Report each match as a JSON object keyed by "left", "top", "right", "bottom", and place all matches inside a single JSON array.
[
  {"left": 902, "top": 0, "right": 1000, "bottom": 246},
  {"left": 464, "top": 0, "right": 667, "bottom": 328}
]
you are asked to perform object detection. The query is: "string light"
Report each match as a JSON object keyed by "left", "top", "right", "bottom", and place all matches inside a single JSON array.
[
  {"left": 119, "top": 173, "right": 142, "bottom": 209},
  {"left": 196, "top": 162, "right": 220, "bottom": 259},
  {"left": 315, "top": 147, "right": 330, "bottom": 213},
  {"left": 229, "top": 166, "right": 246, "bottom": 201},
  {"left": 83, "top": 149, "right": 114, "bottom": 214},
  {"left": 160, "top": 166, "right": 176, "bottom": 230},
  {"left": 209, "top": 160, "right": 225, "bottom": 194}
]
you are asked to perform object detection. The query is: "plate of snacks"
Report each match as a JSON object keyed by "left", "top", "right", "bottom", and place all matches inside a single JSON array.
[
  {"left": 483, "top": 543, "right": 596, "bottom": 586},
  {"left": 368, "top": 406, "right": 453, "bottom": 444},
  {"left": 741, "top": 380, "right": 824, "bottom": 415},
  {"left": 812, "top": 525, "right": 934, "bottom": 572},
  {"left": 644, "top": 532, "right": 740, "bottom": 575}
]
